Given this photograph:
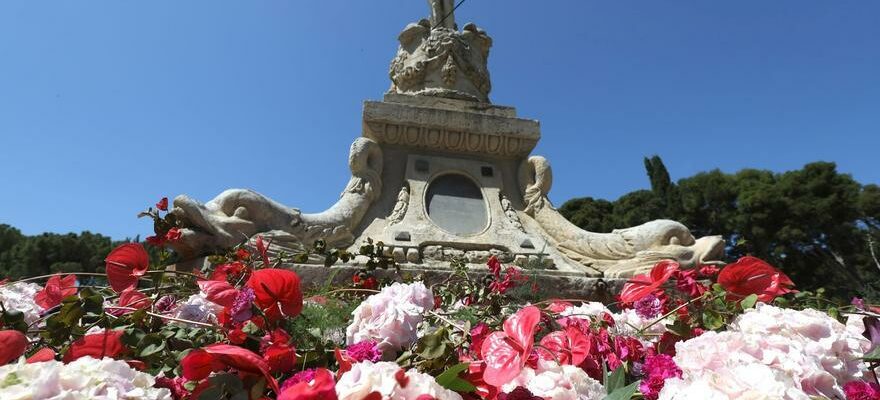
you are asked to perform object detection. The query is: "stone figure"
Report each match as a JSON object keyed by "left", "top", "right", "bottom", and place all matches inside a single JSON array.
[
  {"left": 500, "top": 194, "right": 524, "bottom": 232},
  {"left": 427, "top": 0, "right": 456, "bottom": 29},
  {"left": 388, "top": 4, "right": 492, "bottom": 102},
  {"left": 167, "top": 138, "right": 383, "bottom": 259},
  {"left": 519, "top": 156, "right": 725, "bottom": 277},
  {"left": 387, "top": 185, "right": 410, "bottom": 225}
]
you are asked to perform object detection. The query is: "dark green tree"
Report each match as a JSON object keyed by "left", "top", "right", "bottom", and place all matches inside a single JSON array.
[{"left": 559, "top": 158, "right": 880, "bottom": 300}]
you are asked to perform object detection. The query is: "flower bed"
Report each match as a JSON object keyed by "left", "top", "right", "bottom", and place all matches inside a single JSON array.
[{"left": 1, "top": 201, "right": 879, "bottom": 399}]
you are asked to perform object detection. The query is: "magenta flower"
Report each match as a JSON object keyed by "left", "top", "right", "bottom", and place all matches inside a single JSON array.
[
  {"left": 345, "top": 340, "right": 382, "bottom": 362},
  {"left": 498, "top": 387, "right": 542, "bottom": 400},
  {"left": 634, "top": 294, "right": 662, "bottom": 319},
  {"left": 282, "top": 368, "right": 317, "bottom": 391},
  {"left": 230, "top": 287, "right": 255, "bottom": 323},
  {"left": 639, "top": 354, "right": 682, "bottom": 400},
  {"left": 844, "top": 381, "right": 880, "bottom": 400}
]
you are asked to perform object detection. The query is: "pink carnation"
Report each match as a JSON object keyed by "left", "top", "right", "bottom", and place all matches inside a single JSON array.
[
  {"left": 845, "top": 381, "right": 880, "bottom": 400},
  {"left": 346, "top": 340, "right": 382, "bottom": 363}
]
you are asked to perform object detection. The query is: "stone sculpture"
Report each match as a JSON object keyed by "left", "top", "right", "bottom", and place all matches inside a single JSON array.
[
  {"left": 518, "top": 156, "right": 725, "bottom": 277},
  {"left": 388, "top": 5, "right": 492, "bottom": 102},
  {"left": 167, "top": 137, "right": 383, "bottom": 260},
  {"left": 163, "top": 3, "right": 726, "bottom": 279}
]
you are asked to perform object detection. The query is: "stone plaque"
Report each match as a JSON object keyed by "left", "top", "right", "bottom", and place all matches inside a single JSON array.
[{"left": 425, "top": 174, "right": 487, "bottom": 235}]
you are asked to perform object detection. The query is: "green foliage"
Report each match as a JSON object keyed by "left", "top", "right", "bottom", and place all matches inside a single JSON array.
[
  {"left": 0, "top": 224, "right": 115, "bottom": 279},
  {"left": 559, "top": 158, "right": 880, "bottom": 301}
]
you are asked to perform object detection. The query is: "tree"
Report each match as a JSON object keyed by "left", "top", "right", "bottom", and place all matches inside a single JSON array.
[
  {"left": 559, "top": 158, "right": 880, "bottom": 300},
  {"left": 0, "top": 227, "right": 114, "bottom": 280}
]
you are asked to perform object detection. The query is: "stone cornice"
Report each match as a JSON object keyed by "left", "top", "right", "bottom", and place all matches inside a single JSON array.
[{"left": 362, "top": 100, "right": 540, "bottom": 158}]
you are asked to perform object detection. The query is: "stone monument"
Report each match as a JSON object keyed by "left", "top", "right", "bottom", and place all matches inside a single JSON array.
[{"left": 167, "top": 3, "right": 725, "bottom": 292}]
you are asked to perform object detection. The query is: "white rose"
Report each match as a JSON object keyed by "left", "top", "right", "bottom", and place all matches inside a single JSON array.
[{"left": 346, "top": 282, "right": 434, "bottom": 357}]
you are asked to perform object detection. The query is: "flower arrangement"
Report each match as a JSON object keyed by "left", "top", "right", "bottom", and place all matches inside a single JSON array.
[{"left": 1, "top": 198, "right": 879, "bottom": 399}]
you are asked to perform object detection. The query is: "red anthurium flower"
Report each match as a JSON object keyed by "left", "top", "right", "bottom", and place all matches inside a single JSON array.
[
  {"left": 63, "top": 330, "right": 126, "bottom": 363},
  {"left": 538, "top": 326, "right": 590, "bottom": 366},
  {"left": 156, "top": 197, "right": 169, "bottom": 211},
  {"left": 718, "top": 256, "right": 796, "bottom": 303},
  {"left": 0, "top": 330, "right": 29, "bottom": 365},
  {"left": 480, "top": 305, "right": 542, "bottom": 387},
  {"left": 34, "top": 274, "right": 77, "bottom": 309},
  {"left": 105, "top": 243, "right": 150, "bottom": 292},
  {"left": 182, "top": 344, "right": 280, "bottom": 394},
  {"left": 619, "top": 260, "right": 680, "bottom": 303},
  {"left": 26, "top": 347, "right": 56, "bottom": 363},
  {"left": 334, "top": 348, "right": 354, "bottom": 379},
  {"left": 262, "top": 329, "right": 297, "bottom": 374},
  {"left": 197, "top": 280, "right": 238, "bottom": 308},
  {"left": 255, "top": 235, "right": 271, "bottom": 267},
  {"left": 107, "top": 288, "right": 152, "bottom": 316},
  {"left": 278, "top": 368, "right": 338, "bottom": 400},
  {"left": 247, "top": 269, "right": 303, "bottom": 321}
]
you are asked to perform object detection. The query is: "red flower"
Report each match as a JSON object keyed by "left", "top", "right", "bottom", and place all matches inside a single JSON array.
[
  {"left": 230, "top": 328, "right": 249, "bottom": 345},
  {"left": 197, "top": 280, "right": 238, "bottom": 308},
  {"left": 717, "top": 256, "right": 796, "bottom": 303},
  {"left": 255, "top": 235, "right": 271, "bottom": 267},
  {"left": 156, "top": 197, "right": 169, "bottom": 211},
  {"left": 334, "top": 348, "right": 353, "bottom": 379},
  {"left": 145, "top": 235, "right": 165, "bottom": 246},
  {"left": 480, "top": 305, "right": 542, "bottom": 387},
  {"left": 105, "top": 243, "right": 149, "bottom": 292},
  {"left": 34, "top": 274, "right": 77, "bottom": 309},
  {"left": 247, "top": 269, "right": 303, "bottom": 321},
  {"left": 236, "top": 248, "right": 251, "bottom": 261},
  {"left": 181, "top": 344, "right": 279, "bottom": 393},
  {"left": 538, "top": 326, "right": 590, "bottom": 366},
  {"left": 164, "top": 228, "right": 182, "bottom": 242},
  {"left": 63, "top": 330, "right": 126, "bottom": 362},
  {"left": 26, "top": 347, "right": 56, "bottom": 363},
  {"left": 278, "top": 368, "right": 337, "bottom": 400},
  {"left": 107, "top": 288, "right": 152, "bottom": 316},
  {"left": 0, "top": 330, "right": 29, "bottom": 365},
  {"left": 262, "top": 329, "right": 297, "bottom": 374},
  {"left": 619, "top": 260, "right": 680, "bottom": 303}
]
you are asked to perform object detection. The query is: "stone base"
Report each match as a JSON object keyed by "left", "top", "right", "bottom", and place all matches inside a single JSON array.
[{"left": 171, "top": 257, "right": 626, "bottom": 302}]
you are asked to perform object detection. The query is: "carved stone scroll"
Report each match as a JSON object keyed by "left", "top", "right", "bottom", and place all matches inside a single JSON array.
[
  {"left": 519, "top": 156, "right": 725, "bottom": 277},
  {"left": 168, "top": 137, "right": 384, "bottom": 259}
]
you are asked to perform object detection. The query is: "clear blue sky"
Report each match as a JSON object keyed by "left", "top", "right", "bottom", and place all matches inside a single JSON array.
[{"left": 1, "top": 1, "right": 878, "bottom": 240}]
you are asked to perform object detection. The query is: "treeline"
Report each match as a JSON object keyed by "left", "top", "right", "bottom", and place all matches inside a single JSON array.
[
  {"left": 559, "top": 158, "right": 880, "bottom": 300},
  {"left": 0, "top": 225, "right": 116, "bottom": 279}
]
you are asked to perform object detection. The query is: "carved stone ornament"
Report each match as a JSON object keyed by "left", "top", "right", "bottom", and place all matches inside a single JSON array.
[
  {"left": 519, "top": 156, "right": 726, "bottom": 277},
  {"left": 387, "top": 184, "right": 410, "bottom": 225},
  {"left": 388, "top": 7, "right": 492, "bottom": 103},
  {"left": 167, "top": 137, "right": 383, "bottom": 259}
]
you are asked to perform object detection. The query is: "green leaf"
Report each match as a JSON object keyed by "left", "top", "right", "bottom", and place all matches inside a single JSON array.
[
  {"left": 863, "top": 347, "right": 880, "bottom": 362},
  {"left": 701, "top": 310, "right": 724, "bottom": 330},
  {"left": 416, "top": 327, "right": 449, "bottom": 360},
  {"left": 435, "top": 363, "right": 475, "bottom": 393},
  {"left": 739, "top": 294, "right": 759, "bottom": 310},
  {"left": 604, "top": 365, "right": 626, "bottom": 392},
  {"left": 603, "top": 381, "right": 641, "bottom": 400}
]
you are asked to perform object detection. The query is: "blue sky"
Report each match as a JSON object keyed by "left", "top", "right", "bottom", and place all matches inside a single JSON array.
[{"left": 1, "top": 1, "right": 878, "bottom": 240}]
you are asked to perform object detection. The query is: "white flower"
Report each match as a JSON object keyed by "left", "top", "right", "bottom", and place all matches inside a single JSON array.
[
  {"left": 660, "top": 304, "right": 871, "bottom": 400},
  {"left": 335, "top": 361, "right": 462, "bottom": 400},
  {"left": 501, "top": 359, "right": 606, "bottom": 399},
  {"left": 0, "top": 282, "right": 44, "bottom": 327},
  {"left": 610, "top": 308, "right": 669, "bottom": 343},
  {"left": 0, "top": 356, "right": 171, "bottom": 400},
  {"left": 346, "top": 282, "right": 434, "bottom": 356},
  {"left": 559, "top": 302, "right": 611, "bottom": 319},
  {"left": 171, "top": 293, "right": 222, "bottom": 325}
]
